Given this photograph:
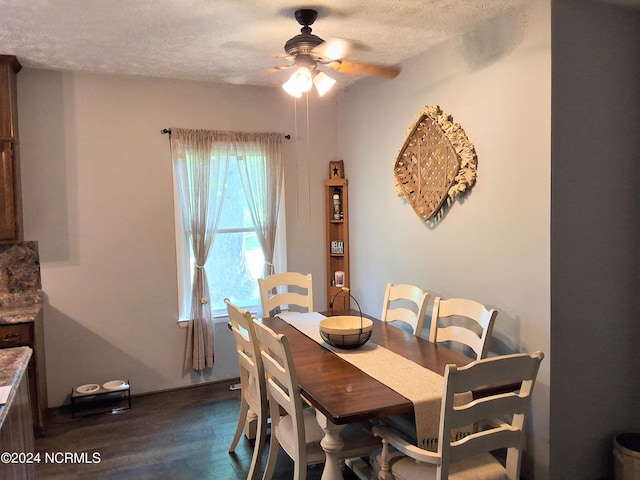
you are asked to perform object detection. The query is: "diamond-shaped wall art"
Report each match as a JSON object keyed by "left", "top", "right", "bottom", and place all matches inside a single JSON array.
[{"left": 393, "top": 105, "right": 477, "bottom": 221}]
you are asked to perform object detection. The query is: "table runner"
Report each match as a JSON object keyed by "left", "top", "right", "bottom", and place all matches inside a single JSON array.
[{"left": 278, "top": 311, "right": 470, "bottom": 450}]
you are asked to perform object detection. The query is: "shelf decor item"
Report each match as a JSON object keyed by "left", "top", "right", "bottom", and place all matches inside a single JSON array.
[
  {"left": 329, "top": 160, "right": 344, "bottom": 179},
  {"left": 332, "top": 190, "right": 341, "bottom": 219},
  {"left": 330, "top": 241, "right": 344, "bottom": 255},
  {"left": 393, "top": 105, "right": 477, "bottom": 221}
]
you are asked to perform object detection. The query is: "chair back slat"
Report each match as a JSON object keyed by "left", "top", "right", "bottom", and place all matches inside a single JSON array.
[
  {"left": 448, "top": 351, "right": 539, "bottom": 392},
  {"left": 449, "top": 393, "right": 530, "bottom": 429},
  {"left": 432, "top": 325, "right": 484, "bottom": 356},
  {"left": 448, "top": 428, "right": 522, "bottom": 463}
]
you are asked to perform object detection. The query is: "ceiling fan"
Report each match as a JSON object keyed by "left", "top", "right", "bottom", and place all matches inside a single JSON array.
[{"left": 273, "top": 9, "right": 401, "bottom": 97}]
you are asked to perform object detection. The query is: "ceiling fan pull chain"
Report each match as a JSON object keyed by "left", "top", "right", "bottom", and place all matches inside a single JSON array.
[{"left": 306, "top": 92, "right": 312, "bottom": 220}]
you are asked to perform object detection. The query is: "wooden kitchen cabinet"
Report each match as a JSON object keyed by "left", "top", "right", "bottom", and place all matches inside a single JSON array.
[
  {"left": 0, "top": 306, "right": 48, "bottom": 434},
  {"left": 0, "top": 347, "right": 36, "bottom": 480},
  {"left": 0, "top": 55, "right": 23, "bottom": 242}
]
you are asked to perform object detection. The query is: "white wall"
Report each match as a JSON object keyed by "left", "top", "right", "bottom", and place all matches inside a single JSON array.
[
  {"left": 17, "top": 71, "right": 334, "bottom": 407},
  {"left": 337, "top": 2, "right": 551, "bottom": 478}
]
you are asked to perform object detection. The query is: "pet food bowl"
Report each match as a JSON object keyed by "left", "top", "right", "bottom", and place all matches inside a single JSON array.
[{"left": 102, "top": 380, "right": 128, "bottom": 391}]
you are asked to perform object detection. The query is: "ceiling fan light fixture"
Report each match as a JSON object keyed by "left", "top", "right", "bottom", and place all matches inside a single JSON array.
[
  {"left": 283, "top": 66, "right": 313, "bottom": 97},
  {"left": 282, "top": 76, "right": 302, "bottom": 97},
  {"left": 313, "top": 71, "right": 336, "bottom": 96}
]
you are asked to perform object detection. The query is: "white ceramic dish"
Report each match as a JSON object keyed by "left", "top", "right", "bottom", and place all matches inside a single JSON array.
[
  {"left": 319, "top": 316, "right": 373, "bottom": 335},
  {"left": 76, "top": 383, "right": 100, "bottom": 394},
  {"left": 102, "top": 380, "right": 127, "bottom": 391}
]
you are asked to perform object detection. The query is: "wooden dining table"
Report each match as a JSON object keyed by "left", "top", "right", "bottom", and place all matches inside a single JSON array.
[{"left": 259, "top": 309, "right": 475, "bottom": 480}]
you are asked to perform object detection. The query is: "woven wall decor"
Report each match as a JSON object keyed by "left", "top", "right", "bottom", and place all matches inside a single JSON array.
[{"left": 394, "top": 105, "right": 477, "bottom": 221}]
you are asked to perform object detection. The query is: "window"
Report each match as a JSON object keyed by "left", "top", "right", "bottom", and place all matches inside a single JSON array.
[{"left": 173, "top": 155, "right": 286, "bottom": 324}]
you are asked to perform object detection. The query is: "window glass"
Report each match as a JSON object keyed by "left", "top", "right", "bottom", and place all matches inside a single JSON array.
[
  {"left": 217, "top": 159, "right": 254, "bottom": 230},
  {"left": 203, "top": 159, "right": 264, "bottom": 312}
]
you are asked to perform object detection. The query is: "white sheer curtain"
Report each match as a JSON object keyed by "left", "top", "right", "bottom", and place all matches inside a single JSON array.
[
  {"left": 234, "top": 132, "right": 284, "bottom": 278},
  {"left": 171, "top": 128, "right": 231, "bottom": 371}
]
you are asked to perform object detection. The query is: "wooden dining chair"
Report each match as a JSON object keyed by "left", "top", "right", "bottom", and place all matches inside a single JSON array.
[
  {"left": 380, "top": 283, "right": 431, "bottom": 336},
  {"left": 225, "top": 299, "right": 268, "bottom": 480},
  {"left": 258, "top": 272, "right": 314, "bottom": 318},
  {"left": 429, "top": 296, "right": 498, "bottom": 360},
  {"left": 372, "top": 351, "right": 544, "bottom": 480},
  {"left": 252, "top": 319, "right": 379, "bottom": 480}
]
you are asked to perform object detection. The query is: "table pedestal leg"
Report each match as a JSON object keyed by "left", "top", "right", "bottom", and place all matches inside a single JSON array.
[{"left": 316, "top": 410, "right": 346, "bottom": 480}]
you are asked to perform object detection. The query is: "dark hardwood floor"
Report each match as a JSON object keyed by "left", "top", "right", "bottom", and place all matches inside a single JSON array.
[{"left": 35, "top": 379, "right": 363, "bottom": 479}]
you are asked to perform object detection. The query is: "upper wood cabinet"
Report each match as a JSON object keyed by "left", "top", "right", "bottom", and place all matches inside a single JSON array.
[
  {"left": 0, "top": 55, "right": 20, "bottom": 138},
  {"left": 0, "top": 55, "right": 22, "bottom": 242}
]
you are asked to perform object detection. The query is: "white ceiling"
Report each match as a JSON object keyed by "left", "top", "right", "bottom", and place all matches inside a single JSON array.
[{"left": 1, "top": 0, "right": 638, "bottom": 90}]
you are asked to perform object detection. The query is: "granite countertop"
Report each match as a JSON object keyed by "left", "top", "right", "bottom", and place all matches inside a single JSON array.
[
  {"left": 0, "top": 346, "right": 32, "bottom": 428},
  {"left": 0, "top": 302, "right": 42, "bottom": 325}
]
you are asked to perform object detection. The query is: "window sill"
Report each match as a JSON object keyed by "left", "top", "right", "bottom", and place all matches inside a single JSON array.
[{"left": 178, "top": 317, "right": 230, "bottom": 328}]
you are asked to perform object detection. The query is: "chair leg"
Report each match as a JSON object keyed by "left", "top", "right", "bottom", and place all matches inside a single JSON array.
[
  {"left": 378, "top": 438, "right": 393, "bottom": 480},
  {"left": 505, "top": 446, "right": 521, "bottom": 480},
  {"left": 293, "top": 459, "right": 307, "bottom": 480},
  {"left": 229, "top": 395, "right": 250, "bottom": 453},
  {"left": 261, "top": 432, "right": 280, "bottom": 480},
  {"left": 247, "top": 413, "right": 267, "bottom": 480}
]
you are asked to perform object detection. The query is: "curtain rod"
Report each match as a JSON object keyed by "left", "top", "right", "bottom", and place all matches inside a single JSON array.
[{"left": 161, "top": 128, "right": 290, "bottom": 140}]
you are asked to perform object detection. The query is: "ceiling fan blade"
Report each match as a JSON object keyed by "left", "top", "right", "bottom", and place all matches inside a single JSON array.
[
  {"left": 328, "top": 60, "right": 401, "bottom": 79},
  {"left": 268, "top": 65, "right": 294, "bottom": 73},
  {"left": 312, "top": 37, "right": 371, "bottom": 61}
]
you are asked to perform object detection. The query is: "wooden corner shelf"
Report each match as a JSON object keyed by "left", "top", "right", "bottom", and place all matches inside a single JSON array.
[{"left": 325, "top": 177, "right": 350, "bottom": 310}]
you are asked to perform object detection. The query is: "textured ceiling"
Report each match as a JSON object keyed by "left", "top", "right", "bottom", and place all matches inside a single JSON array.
[{"left": 0, "top": 0, "right": 638, "bottom": 90}]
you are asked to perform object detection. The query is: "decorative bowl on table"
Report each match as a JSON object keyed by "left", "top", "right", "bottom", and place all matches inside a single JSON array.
[{"left": 319, "top": 315, "right": 373, "bottom": 349}]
